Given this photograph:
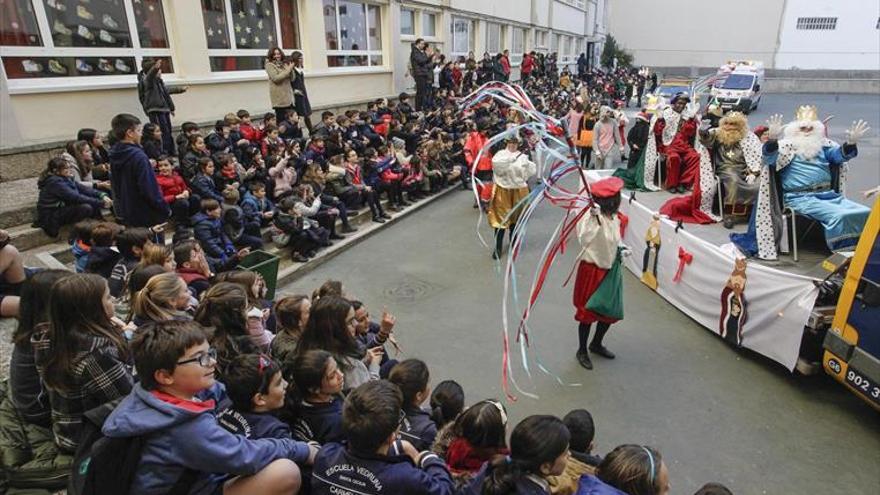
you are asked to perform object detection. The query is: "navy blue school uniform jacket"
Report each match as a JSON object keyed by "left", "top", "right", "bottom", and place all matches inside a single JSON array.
[
  {"left": 311, "top": 441, "right": 455, "bottom": 495},
  {"left": 217, "top": 407, "right": 293, "bottom": 440},
  {"left": 291, "top": 397, "right": 344, "bottom": 444},
  {"left": 109, "top": 142, "right": 170, "bottom": 227},
  {"left": 192, "top": 212, "right": 235, "bottom": 263},
  {"left": 399, "top": 405, "right": 438, "bottom": 452},
  {"left": 462, "top": 463, "right": 551, "bottom": 495}
]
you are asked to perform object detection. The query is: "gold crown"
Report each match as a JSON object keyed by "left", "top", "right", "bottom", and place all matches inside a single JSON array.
[{"left": 795, "top": 105, "right": 819, "bottom": 122}]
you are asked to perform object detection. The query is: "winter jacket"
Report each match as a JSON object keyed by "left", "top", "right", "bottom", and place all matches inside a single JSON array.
[
  {"left": 575, "top": 475, "right": 628, "bottom": 495},
  {"left": 239, "top": 122, "right": 262, "bottom": 143},
  {"left": 463, "top": 132, "right": 493, "bottom": 172},
  {"left": 521, "top": 55, "right": 534, "bottom": 75},
  {"left": 177, "top": 267, "right": 211, "bottom": 298},
  {"left": 241, "top": 191, "right": 274, "bottom": 224},
  {"left": 291, "top": 396, "right": 344, "bottom": 444},
  {"left": 109, "top": 142, "right": 170, "bottom": 227},
  {"left": 311, "top": 441, "right": 455, "bottom": 495},
  {"left": 155, "top": 173, "right": 189, "bottom": 204},
  {"left": 217, "top": 407, "right": 293, "bottom": 440},
  {"left": 265, "top": 60, "right": 296, "bottom": 108},
  {"left": 205, "top": 131, "right": 232, "bottom": 156},
  {"left": 399, "top": 405, "right": 438, "bottom": 452},
  {"left": 221, "top": 203, "right": 246, "bottom": 243},
  {"left": 108, "top": 256, "right": 139, "bottom": 298},
  {"left": 181, "top": 149, "right": 210, "bottom": 182},
  {"left": 548, "top": 454, "right": 598, "bottom": 495},
  {"left": 36, "top": 175, "right": 104, "bottom": 212},
  {"left": 137, "top": 64, "right": 183, "bottom": 114},
  {"left": 410, "top": 46, "right": 432, "bottom": 79},
  {"left": 72, "top": 239, "right": 91, "bottom": 273},
  {"left": 31, "top": 328, "right": 133, "bottom": 453},
  {"left": 84, "top": 246, "right": 122, "bottom": 279},
  {"left": 627, "top": 118, "right": 650, "bottom": 151},
  {"left": 268, "top": 157, "right": 297, "bottom": 198},
  {"left": 9, "top": 336, "right": 50, "bottom": 426},
  {"left": 102, "top": 383, "right": 311, "bottom": 495},
  {"left": 462, "top": 463, "right": 551, "bottom": 495},
  {"left": 192, "top": 212, "right": 235, "bottom": 262},
  {"left": 142, "top": 138, "right": 164, "bottom": 161},
  {"left": 190, "top": 172, "right": 223, "bottom": 202}
]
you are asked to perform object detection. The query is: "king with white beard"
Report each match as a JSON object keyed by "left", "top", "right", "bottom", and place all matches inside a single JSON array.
[{"left": 731, "top": 105, "right": 871, "bottom": 260}]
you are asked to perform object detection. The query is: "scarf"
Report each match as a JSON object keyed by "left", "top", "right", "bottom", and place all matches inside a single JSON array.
[{"left": 445, "top": 438, "right": 509, "bottom": 474}]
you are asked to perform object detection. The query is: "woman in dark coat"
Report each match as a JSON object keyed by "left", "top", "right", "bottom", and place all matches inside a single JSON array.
[{"left": 289, "top": 51, "right": 313, "bottom": 134}]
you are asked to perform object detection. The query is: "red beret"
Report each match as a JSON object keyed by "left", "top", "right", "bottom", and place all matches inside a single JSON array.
[
  {"left": 753, "top": 125, "right": 769, "bottom": 136},
  {"left": 590, "top": 177, "right": 624, "bottom": 199}
]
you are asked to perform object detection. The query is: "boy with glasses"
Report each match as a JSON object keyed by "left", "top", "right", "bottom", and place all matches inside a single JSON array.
[{"left": 102, "top": 320, "right": 317, "bottom": 495}]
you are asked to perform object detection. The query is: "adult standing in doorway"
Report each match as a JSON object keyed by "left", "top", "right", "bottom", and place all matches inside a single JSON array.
[
  {"left": 410, "top": 38, "right": 432, "bottom": 111},
  {"left": 137, "top": 58, "right": 187, "bottom": 156},
  {"left": 265, "top": 46, "right": 296, "bottom": 123},
  {"left": 289, "top": 51, "right": 313, "bottom": 134}
]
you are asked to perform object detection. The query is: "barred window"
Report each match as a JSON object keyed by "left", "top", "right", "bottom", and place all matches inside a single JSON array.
[{"left": 796, "top": 17, "right": 837, "bottom": 30}]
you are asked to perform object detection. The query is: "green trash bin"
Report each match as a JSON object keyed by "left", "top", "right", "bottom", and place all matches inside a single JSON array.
[{"left": 236, "top": 250, "right": 281, "bottom": 300}]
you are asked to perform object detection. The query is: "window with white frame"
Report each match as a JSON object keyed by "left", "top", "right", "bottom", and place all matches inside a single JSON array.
[
  {"left": 485, "top": 22, "right": 500, "bottom": 54},
  {"left": 1, "top": 0, "right": 172, "bottom": 83},
  {"left": 550, "top": 32, "right": 558, "bottom": 53},
  {"left": 796, "top": 17, "right": 837, "bottom": 30},
  {"left": 450, "top": 16, "right": 473, "bottom": 57},
  {"left": 534, "top": 29, "right": 547, "bottom": 49},
  {"left": 201, "top": 0, "right": 300, "bottom": 72},
  {"left": 510, "top": 27, "right": 524, "bottom": 64},
  {"left": 323, "top": 0, "right": 383, "bottom": 68},
  {"left": 400, "top": 8, "right": 414, "bottom": 36},
  {"left": 566, "top": 36, "right": 574, "bottom": 63},
  {"left": 422, "top": 12, "right": 436, "bottom": 38}
]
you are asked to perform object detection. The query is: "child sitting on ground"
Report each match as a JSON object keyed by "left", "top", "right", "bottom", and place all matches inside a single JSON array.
[
  {"left": 241, "top": 182, "right": 275, "bottom": 227},
  {"left": 271, "top": 295, "right": 310, "bottom": 366},
  {"left": 102, "top": 320, "right": 317, "bottom": 495},
  {"left": 190, "top": 157, "right": 224, "bottom": 202},
  {"left": 155, "top": 155, "right": 199, "bottom": 228},
  {"left": 272, "top": 196, "right": 329, "bottom": 263},
  {"left": 464, "top": 415, "right": 570, "bottom": 495},
  {"left": 221, "top": 188, "right": 264, "bottom": 251},
  {"left": 547, "top": 410, "right": 601, "bottom": 493},
  {"left": 288, "top": 350, "right": 345, "bottom": 444},
  {"left": 429, "top": 380, "right": 465, "bottom": 430},
  {"left": 108, "top": 227, "right": 151, "bottom": 298},
  {"left": 84, "top": 221, "right": 122, "bottom": 279},
  {"left": 218, "top": 353, "right": 293, "bottom": 440},
  {"left": 433, "top": 399, "right": 510, "bottom": 489},
  {"left": 173, "top": 239, "right": 212, "bottom": 298},
  {"left": 70, "top": 218, "right": 99, "bottom": 273},
  {"left": 389, "top": 359, "right": 438, "bottom": 452},
  {"left": 310, "top": 380, "right": 455, "bottom": 495},
  {"left": 192, "top": 199, "right": 249, "bottom": 273}
]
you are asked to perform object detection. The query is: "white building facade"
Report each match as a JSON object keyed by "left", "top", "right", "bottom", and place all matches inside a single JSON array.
[
  {"left": 0, "top": 0, "right": 606, "bottom": 152},
  {"left": 608, "top": 0, "right": 879, "bottom": 71}
]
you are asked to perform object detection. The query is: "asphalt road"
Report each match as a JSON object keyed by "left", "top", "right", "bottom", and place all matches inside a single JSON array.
[{"left": 280, "top": 93, "right": 879, "bottom": 495}]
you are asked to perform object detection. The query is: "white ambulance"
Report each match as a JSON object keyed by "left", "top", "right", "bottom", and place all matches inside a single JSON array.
[{"left": 710, "top": 61, "right": 765, "bottom": 114}]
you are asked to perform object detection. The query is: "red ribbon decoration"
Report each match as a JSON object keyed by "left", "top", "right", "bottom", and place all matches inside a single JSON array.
[{"left": 673, "top": 247, "right": 693, "bottom": 282}]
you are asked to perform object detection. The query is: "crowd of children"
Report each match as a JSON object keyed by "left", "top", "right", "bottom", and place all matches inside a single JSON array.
[{"left": 0, "top": 61, "right": 747, "bottom": 495}]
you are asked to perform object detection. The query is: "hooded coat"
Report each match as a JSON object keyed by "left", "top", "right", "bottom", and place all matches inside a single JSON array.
[{"left": 109, "top": 142, "right": 170, "bottom": 227}]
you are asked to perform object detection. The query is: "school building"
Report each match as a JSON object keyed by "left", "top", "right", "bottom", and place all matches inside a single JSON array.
[{"left": 0, "top": 0, "right": 608, "bottom": 180}]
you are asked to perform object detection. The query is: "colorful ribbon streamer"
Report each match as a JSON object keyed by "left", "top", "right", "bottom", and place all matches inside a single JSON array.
[{"left": 673, "top": 247, "right": 693, "bottom": 283}]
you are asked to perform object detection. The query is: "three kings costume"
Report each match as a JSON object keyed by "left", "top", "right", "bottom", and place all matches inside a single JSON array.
[{"left": 731, "top": 112, "right": 869, "bottom": 260}]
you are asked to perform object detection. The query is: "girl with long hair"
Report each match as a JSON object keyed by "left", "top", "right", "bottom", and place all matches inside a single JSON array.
[
  {"left": 130, "top": 271, "right": 192, "bottom": 326},
  {"left": 579, "top": 444, "right": 670, "bottom": 495},
  {"left": 295, "top": 295, "right": 380, "bottom": 391},
  {"left": 194, "top": 282, "right": 258, "bottom": 371},
  {"left": 286, "top": 349, "right": 345, "bottom": 444},
  {"left": 35, "top": 274, "right": 133, "bottom": 453},
  {"left": 214, "top": 270, "right": 275, "bottom": 351},
  {"left": 433, "top": 399, "right": 510, "bottom": 490},
  {"left": 473, "top": 415, "right": 570, "bottom": 495},
  {"left": 9, "top": 269, "right": 71, "bottom": 426},
  {"left": 271, "top": 294, "right": 310, "bottom": 367}
]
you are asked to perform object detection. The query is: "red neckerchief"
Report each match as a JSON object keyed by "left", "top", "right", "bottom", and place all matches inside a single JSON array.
[
  {"left": 221, "top": 167, "right": 237, "bottom": 179},
  {"left": 445, "top": 438, "right": 509, "bottom": 474},
  {"left": 151, "top": 390, "right": 215, "bottom": 413},
  {"left": 76, "top": 239, "right": 91, "bottom": 252}
]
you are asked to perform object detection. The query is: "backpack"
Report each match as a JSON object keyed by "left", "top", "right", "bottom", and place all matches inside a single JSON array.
[{"left": 68, "top": 401, "right": 196, "bottom": 495}]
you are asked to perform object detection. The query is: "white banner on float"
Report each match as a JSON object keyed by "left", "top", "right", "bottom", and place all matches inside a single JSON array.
[{"left": 616, "top": 195, "right": 819, "bottom": 371}]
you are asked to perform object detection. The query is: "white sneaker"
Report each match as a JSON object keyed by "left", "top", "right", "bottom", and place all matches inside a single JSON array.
[
  {"left": 99, "top": 29, "right": 115, "bottom": 44},
  {"left": 77, "top": 25, "right": 94, "bottom": 41},
  {"left": 114, "top": 59, "right": 131, "bottom": 72},
  {"left": 102, "top": 14, "right": 118, "bottom": 29},
  {"left": 53, "top": 20, "right": 72, "bottom": 35},
  {"left": 22, "top": 59, "right": 42, "bottom": 73},
  {"left": 76, "top": 59, "right": 94, "bottom": 73},
  {"left": 98, "top": 59, "right": 114, "bottom": 73},
  {"left": 48, "top": 59, "right": 67, "bottom": 74},
  {"left": 77, "top": 5, "right": 94, "bottom": 20}
]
